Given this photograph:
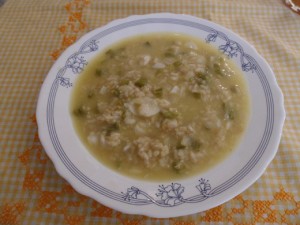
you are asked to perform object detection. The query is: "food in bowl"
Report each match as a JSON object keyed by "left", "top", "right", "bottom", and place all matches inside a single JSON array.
[{"left": 70, "top": 32, "right": 250, "bottom": 180}]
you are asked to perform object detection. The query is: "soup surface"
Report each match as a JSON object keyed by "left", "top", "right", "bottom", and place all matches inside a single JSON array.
[{"left": 71, "top": 33, "right": 250, "bottom": 181}]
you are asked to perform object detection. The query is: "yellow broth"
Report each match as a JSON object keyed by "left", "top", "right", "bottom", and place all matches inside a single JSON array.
[{"left": 70, "top": 33, "right": 250, "bottom": 181}]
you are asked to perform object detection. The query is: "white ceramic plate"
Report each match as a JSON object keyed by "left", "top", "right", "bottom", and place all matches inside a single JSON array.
[{"left": 36, "top": 13, "right": 285, "bottom": 218}]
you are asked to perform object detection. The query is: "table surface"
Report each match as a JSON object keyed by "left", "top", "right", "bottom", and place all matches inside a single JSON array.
[{"left": 0, "top": 0, "right": 299, "bottom": 224}]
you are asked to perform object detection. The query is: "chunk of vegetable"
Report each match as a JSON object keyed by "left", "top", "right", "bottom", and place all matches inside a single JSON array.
[
  {"left": 105, "top": 49, "right": 115, "bottom": 58},
  {"left": 230, "top": 85, "right": 239, "bottom": 93},
  {"left": 153, "top": 88, "right": 163, "bottom": 98},
  {"left": 213, "top": 63, "right": 222, "bottom": 75},
  {"left": 172, "top": 161, "right": 181, "bottom": 174},
  {"left": 73, "top": 106, "right": 86, "bottom": 117},
  {"left": 106, "top": 123, "right": 120, "bottom": 135},
  {"left": 112, "top": 88, "right": 120, "bottom": 97},
  {"left": 134, "top": 77, "right": 147, "bottom": 88},
  {"left": 213, "top": 57, "right": 226, "bottom": 76},
  {"left": 196, "top": 71, "right": 207, "bottom": 80},
  {"left": 164, "top": 52, "right": 175, "bottom": 58},
  {"left": 192, "top": 92, "right": 201, "bottom": 99},
  {"left": 227, "top": 110, "right": 235, "bottom": 120},
  {"left": 95, "top": 69, "right": 102, "bottom": 76},
  {"left": 223, "top": 102, "right": 235, "bottom": 120},
  {"left": 190, "top": 138, "right": 202, "bottom": 152},
  {"left": 160, "top": 110, "right": 178, "bottom": 119},
  {"left": 143, "top": 41, "right": 151, "bottom": 47},
  {"left": 176, "top": 143, "right": 186, "bottom": 150},
  {"left": 87, "top": 90, "right": 94, "bottom": 99},
  {"left": 173, "top": 61, "right": 182, "bottom": 68}
]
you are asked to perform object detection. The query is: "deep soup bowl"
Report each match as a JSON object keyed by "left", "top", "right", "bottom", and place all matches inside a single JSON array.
[{"left": 36, "top": 13, "right": 285, "bottom": 218}]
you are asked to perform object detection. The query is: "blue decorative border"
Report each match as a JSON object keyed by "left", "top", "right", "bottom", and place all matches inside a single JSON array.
[{"left": 47, "top": 18, "right": 274, "bottom": 207}]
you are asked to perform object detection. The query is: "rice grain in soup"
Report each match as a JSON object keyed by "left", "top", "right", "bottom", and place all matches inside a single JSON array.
[{"left": 70, "top": 33, "right": 250, "bottom": 181}]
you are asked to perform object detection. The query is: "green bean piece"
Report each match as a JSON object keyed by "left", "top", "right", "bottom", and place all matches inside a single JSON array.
[
  {"left": 143, "top": 41, "right": 151, "bottom": 47},
  {"left": 213, "top": 63, "right": 222, "bottom": 75},
  {"left": 73, "top": 106, "right": 86, "bottom": 117},
  {"left": 213, "top": 57, "right": 226, "bottom": 75},
  {"left": 161, "top": 110, "right": 178, "bottom": 119},
  {"left": 230, "top": 85, "right": 238, "bottom": 93},
  {"left": 222, "top": 102, "right": 226, "bottom": 110},
  {"left": 176, "top": 143, "right": 186, "bottom": 150},
  {"left": 218, "top": 56, "right": 226, "bottom": 63},
  {"left": 227, "top": 109, "right": 235, "bottom": 120},
  {"left": 172, "top": 161, "right": 181, "bottom": 174},
  {"left": 192, "top": 92, "right": 201, "bottom": 99},
  {"left": 121, "top": 110, "right": 126, "bottom": 121},
  {"left": 112, "top": 88, "right": 120, "bottom": 97},
  {"left": 105, "top": 49, "right": 115, "bottom": 58},
  {"left": 153, "top": 88, "right": 163, "bottom": 98},
  {"left": 223, "top": 102, "right": 235, "bottom": 120},
  {"left": 106, "top": 123, "right": 120, "bottom": 136},
  {"left": 95, "top": 69, "right": 102, "bottom": 76},
  {"left": 164, "top": 52, "right": 175, "bottom": 58},
  {"left": 134, "top": 77, "right": 147, "bottom": 88},
  {"left": 190, "top": 74, "right": 206, "bottom": 86},
  {"left": 190, "top": 138, "right": 202, "bottom": 152},
  {"left": 196, "top": 72, "right": 207, "bottom": 79},
  {"left": 173, "top": 61, "right": 182, "bottom": 68},
  {"left": 87, "top": 90, "right": 94, "bottom": 99}
]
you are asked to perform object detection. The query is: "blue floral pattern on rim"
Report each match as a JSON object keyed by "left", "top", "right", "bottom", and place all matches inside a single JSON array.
[
  {"left": 54, "top": 40, "right": 99, "bottom": 88},
  {"left": 206, "top": 31, "right": 256, "bottom": 72},
  {"left": 122, "top": 179, "right": 212, "bottom": 207}
]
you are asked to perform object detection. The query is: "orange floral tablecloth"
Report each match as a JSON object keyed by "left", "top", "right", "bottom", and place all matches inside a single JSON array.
[{"left": 0, "top": 0, "right": 299, "bottom": 224}]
